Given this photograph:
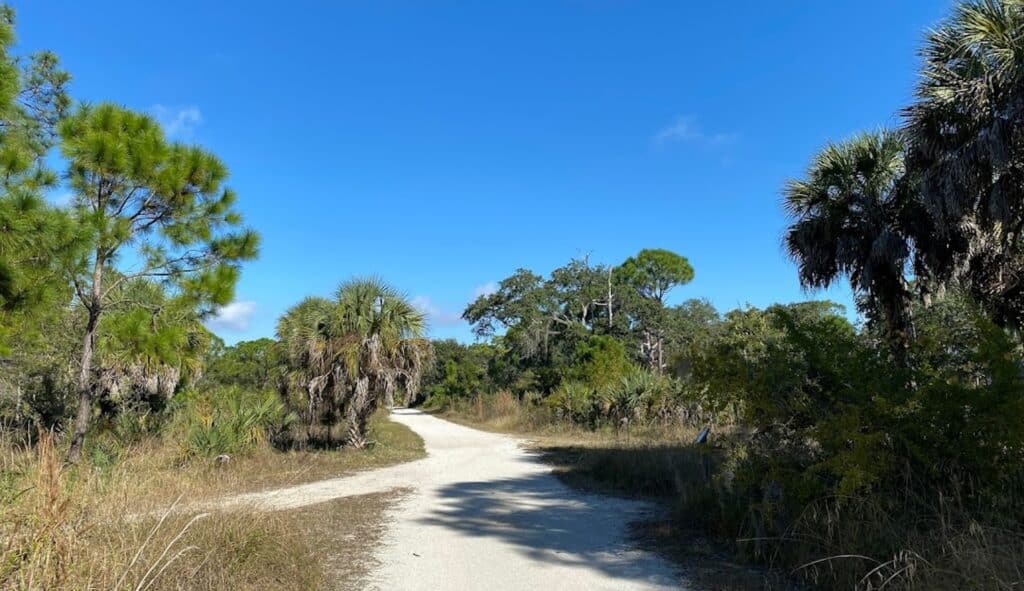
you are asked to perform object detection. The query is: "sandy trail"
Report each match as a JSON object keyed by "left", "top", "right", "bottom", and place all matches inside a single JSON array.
[{"left": 216, "top": 409, "right": 685, "bottom": 590}]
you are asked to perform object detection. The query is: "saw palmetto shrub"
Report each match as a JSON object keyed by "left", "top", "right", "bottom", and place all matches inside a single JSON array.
[{"left": 175, "top": 386, "right": 295, "bottom": 458}]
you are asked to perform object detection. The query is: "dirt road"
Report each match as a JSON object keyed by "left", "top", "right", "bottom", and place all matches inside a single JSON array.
[{"left": 218, "top": 409, "right": 684, "bottom": 590}]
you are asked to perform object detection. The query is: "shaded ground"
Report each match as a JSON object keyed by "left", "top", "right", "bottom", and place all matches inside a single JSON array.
[
  {"left": 535, "top": 441, "right": 805, "bottom": 591},
  {"left": 436, "top": 411, "right": 803, "bottom": 591},
  {"left": 213, "top": 409, "right": 687, "bottom": 590}
]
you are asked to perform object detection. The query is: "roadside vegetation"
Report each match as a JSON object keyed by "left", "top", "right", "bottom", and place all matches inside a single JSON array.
[
  {"left": 0, "top": 6, "right": 427, "bottom": 589},
  {"left": 421, "top": 2, "right": 1024, "bottom": 589},
  {"left": 0, "top": 419, "right": 421, "bottom": 590}
]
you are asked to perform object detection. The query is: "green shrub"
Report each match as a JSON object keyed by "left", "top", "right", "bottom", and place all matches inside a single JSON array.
[
  {"left": 599, "top": 368, "right": 674, "bottom": 424},
  {"left": 545, "top": 381, "right": 597, "bottom": 425},
  {"left": 176, "top": 387, "right": 295, "bottom": 457},
  {"left": 688, "top": 300, "right": 1024, "bottom": 588},
  {"left": 567, "top": 335, "right": 632, "bottom": 389}
]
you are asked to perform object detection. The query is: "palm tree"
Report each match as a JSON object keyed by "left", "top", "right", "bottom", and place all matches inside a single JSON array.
[
  {"left": 276, "top": 279, "right": 431, "bottom": 448},
  {"left": 95, "top": 278, "right": 211, "bottom": 410},
  {"left": 903, "top": 0, "right": 1024, "bottom": 327},
  {"left": 330, "top": 278, "right": 431, "bottom": 447},
  {"left": 275, "top": 296, "right": 338, "bottom": 441},
  {"left": 783, "top": 131, "right": 919, "bottom": 366}
]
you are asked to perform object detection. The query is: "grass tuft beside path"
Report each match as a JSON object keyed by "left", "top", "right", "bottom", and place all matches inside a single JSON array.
[{"left": 0, "top": 413, "right": 424, "bottom": 591}]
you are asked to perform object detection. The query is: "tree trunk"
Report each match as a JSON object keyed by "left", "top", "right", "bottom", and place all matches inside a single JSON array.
[
  {"left": 383, "top": 376, "right": 395, "bottom": 409},
  {"left": 67, "top": 307, "right": 100, "bottom": 463},
  {"left": 345, "top": 377, "right": 372, "bottom": 449},
  {"left": 884, "top": 285, "right": 916, "bottom": 372},
  {"left": 607, "top": 267, "right": 614, "bottom": 328},
  {"left": 67, "top": 254, "right": 104, "bottom": 463},
  {"left": 640, "top": 329, "right": 662, "bottom": 373}
]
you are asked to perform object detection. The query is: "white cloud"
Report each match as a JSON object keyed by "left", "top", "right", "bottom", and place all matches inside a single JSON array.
[
  {"left": 411, "top": 295, "right": 463, "bottom": 327},
  {"left": 152, "top": 105, "right": 203, "bottom": 139},
  {"left": 472, "top": 281, "right": 498, "bottom": 299},
  {"left": 207, "top": 300, "right": 257, "bottom": 332},
  {"left": 653, "top": 116, "right": 737, "bottom": 147}
]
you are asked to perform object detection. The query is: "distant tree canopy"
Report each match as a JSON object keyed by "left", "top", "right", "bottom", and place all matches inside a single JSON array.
[
  {"left": 616, "top": 248, "right": 694, "bottom": 304},
  {"left": 459, "top": 249, "right": 703, "bottom": 393},
  {"left": 201, "top": 337, "right": 280, "bottom": 392}
]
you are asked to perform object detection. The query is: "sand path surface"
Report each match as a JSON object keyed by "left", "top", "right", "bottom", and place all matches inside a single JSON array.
[{"left": 215, "top": 409, "right": 685, "bottom": 590}]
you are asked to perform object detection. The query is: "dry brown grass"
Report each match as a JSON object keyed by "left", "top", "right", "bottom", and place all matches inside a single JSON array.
[
  {"left": 435, "top": 390, "right": 705, "bottom": 444},
  {"left": 119, "top": 416, "right": 425, "bottom": 513},
  {"left": 294, "top": 488, "right": 411, "bottom": 591},
  {"left": 0, "top": 415, "right": 424, "bottom": 590},
  {"left": 433, "top": 391, "right": 550, "bottom": 434},
  {"left": 769, "top": 494, "right": 1024, "bottom": 591}
]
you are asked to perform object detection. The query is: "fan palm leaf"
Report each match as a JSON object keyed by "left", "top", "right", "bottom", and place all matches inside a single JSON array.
[
  {"left": 904, "top": 0, "right": 1024, "bottom": 328},
  {"left": 784, "top": 131, "right": 918, "bottom": 364}
]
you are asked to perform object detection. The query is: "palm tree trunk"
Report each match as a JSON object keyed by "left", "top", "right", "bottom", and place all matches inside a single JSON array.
[
  {"left": 345, "top": 377, "right": 372, "bottom": 448},
  {"left": 884, "top": 286, "right": 916, "bottom": 371}
]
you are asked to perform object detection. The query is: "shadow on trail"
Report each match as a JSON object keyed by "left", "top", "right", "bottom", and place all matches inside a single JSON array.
[{"left": 418, "top": 471, "right": 680, "bottom": 587}]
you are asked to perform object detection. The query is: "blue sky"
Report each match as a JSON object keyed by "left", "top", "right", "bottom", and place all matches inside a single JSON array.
[{"left": 17, "top": 1, "right": 949, "bottom": 343}]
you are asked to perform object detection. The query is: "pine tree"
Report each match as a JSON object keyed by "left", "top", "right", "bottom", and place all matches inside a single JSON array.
[
  {"left": 0, "top": 5, "right": 74, "bottom": 351},
  {"left": 59, "top": 104, "right": 259, "bottom": 461}
]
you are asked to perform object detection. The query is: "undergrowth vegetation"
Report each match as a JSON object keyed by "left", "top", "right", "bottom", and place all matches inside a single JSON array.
[
  {"left": 0, "top": 411, "right": 425, "bottom": 590},
  {"left": 175, "top": 387, "right": 294, "bottom": 458}
]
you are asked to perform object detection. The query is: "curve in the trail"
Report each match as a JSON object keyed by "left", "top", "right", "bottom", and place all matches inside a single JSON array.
[{"left": 216, "top": 409, "right": 687, "bottom": 591}]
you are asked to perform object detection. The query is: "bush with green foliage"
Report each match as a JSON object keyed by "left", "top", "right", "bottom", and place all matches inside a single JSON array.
[
  {"left": 544, "top": 381, "right": 598, "bottom": 425},
  {"left": 567, "top": 335, "right": 632, "bottom": 389},
  {"left": 175, "top": 387, "right": 294, "bottom": 458},
  {"left": 599, "top": 368, "right": 675, "bottom": 425},
  {"left": 684, "top": 298, "right": 1024, "bottom": 585},
  {"left": 420, "top": 340, "right": 498, "bottom": 408}
]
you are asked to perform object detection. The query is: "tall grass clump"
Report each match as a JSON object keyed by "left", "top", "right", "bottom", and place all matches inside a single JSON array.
[{"left": 0, "top": 432, "right": 323, "bottom": 590}]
